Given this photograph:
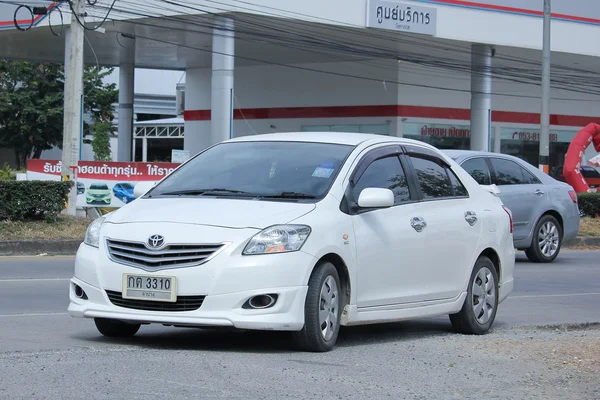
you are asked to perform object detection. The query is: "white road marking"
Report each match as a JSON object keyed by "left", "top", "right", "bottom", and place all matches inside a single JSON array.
[
  {"left": 507, "top": 292, "right": 600, "bottom": 299},
  {"left": 0, "top": 312, "right": 68, "bottom": 318},
  {"left": 0, "top": 278, "right": 70, "bottom": 283}
]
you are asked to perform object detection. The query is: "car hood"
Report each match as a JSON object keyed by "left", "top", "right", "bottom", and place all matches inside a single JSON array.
[{"left": 105, "top": 197, "right": 317, "bottom": 229}]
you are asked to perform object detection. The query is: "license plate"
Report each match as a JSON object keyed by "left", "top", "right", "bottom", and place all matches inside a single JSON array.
[{"left": 122, "top": 274, "right": 177, "bottom": 303}]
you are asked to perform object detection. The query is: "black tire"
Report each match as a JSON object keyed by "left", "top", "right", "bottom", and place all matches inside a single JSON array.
[
  {"left": 525, "top": 214, "right": 562, "bottom": 263},
  {"left": 94, "top": 318, "right": 140, "bottom": 338},
  {"left": 450, "top": 256, "right": 499, "bottom": 335},
  {"left": 292, "top": 262, "right": 342, "bottom": 352}
]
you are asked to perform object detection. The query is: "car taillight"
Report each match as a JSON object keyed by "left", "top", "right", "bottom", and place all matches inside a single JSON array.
[
  {"left": 568, "top": 191, "right": 578, "bottom": 203},
  {"left": 502, "top": 205, "right": 513, "bottom": 234}
]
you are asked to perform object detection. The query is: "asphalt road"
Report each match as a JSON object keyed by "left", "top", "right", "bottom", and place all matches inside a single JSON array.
[{"left": 0, "top": 251, "right": 599, "bottom": 399}]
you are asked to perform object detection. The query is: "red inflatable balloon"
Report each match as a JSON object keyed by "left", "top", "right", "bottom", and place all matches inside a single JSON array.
[{"left": 563, "top": 123, "right": 600, "bottom": 193}]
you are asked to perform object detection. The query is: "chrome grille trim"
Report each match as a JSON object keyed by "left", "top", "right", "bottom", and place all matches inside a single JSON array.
[{"left": 105, "top": 238, "right": 229, "bottom": 271}]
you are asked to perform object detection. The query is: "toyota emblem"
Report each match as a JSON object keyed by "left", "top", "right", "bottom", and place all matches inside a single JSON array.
[{"left": 148, "top": 234, "right": 165, "bottom": 248}]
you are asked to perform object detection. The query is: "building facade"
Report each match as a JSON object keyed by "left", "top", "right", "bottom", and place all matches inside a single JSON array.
[{"left": 0, "top": 0, "right": 599, "bottom": 176}]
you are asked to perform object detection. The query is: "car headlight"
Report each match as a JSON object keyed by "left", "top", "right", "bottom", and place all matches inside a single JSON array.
[
  {"left": 84, "top": 217, "right": 105, "bottom": 248},
  {"left": 243, "top": 225, "right": 311, "bottom": 255}
]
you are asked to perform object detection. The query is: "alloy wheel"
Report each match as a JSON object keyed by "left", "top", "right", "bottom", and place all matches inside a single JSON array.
[
  {"left": 472, "top": 267, "right": 496, "bottom": 325},
  {"left": 538, "top": 221, "right": 559, "bottom": 258},
  {"left": 319, "top": 275, "right": 339, "bottom": 341}
]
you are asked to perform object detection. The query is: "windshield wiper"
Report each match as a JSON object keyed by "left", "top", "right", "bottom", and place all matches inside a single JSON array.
[
  {"left": 259, "top": 192, "right": 317, "bottom": 199},
  {"left": 158, "top": 188, "right": 256, "bottom": 197}
]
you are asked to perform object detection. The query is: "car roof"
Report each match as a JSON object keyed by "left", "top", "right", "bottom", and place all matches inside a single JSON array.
[
  {"left": 225, "top": 131, "right": 440, "bottom": 150},
  {"left": 443, "top": 149, "right": 502, "bottom": 159}
]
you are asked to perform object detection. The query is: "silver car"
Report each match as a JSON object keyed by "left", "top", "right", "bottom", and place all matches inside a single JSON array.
[{"left": 444, "top": 150, "right": 580, "bottom": 263}]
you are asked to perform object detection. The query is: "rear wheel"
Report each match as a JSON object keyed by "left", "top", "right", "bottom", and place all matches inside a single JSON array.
[
  {"left": 292, "top": 262, "right": 341, "bottom": 352},
  {"left": 94, "top": 318, "right": 140, "bottom": 337},
  {"left": 450, "top": 256, "right": 499, "bottom": 335},
  {"left": 525, "top": 215, "right": 562, "bottom": 263}
]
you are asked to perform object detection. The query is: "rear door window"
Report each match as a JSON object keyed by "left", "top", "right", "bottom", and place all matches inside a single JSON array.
[
  {"left": 409, "top": 156, "right": 454, "bottom": 199},
  {"left": 352, "top": 156, "right": 411, "bottom": 204}
]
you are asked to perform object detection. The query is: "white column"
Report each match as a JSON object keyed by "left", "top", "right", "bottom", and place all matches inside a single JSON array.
[
  {"left": 142, "top": 137, "right": 148, "bottom": 162},
  {"left": 211, "top": 16, "right": 235, "bottom": 145},
  {"left": 117, "top": 34, "right": 135, "bottom": 161},
  {"left": 470, "top": 44, "right": 493, "bottom": 152}
]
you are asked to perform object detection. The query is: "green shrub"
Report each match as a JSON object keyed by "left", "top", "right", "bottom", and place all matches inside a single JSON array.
[
  {"left": 0, "top": 180, "right": 74, "bottom": 222},
  {"left": 578, "top": 192, "right": 600, "bottom": 218},
  {"left": 0, "top": 163, "right": 14, "bottom": 181}
]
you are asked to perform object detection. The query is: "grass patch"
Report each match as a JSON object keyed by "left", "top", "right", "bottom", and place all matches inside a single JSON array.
[
  {"left": 0, "top": 215, "right": 92, "bottom": 241},
  {"left": 579, "top": 217, "right": 600, "bottom": 237}
]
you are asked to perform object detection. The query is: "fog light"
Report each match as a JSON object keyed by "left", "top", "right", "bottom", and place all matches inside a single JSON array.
[
  {"left": 73, "top": 283, "right": 88, "bottom": 300},
  {"left": 243, "top": 294, "right": 278, "bottom": 309}
]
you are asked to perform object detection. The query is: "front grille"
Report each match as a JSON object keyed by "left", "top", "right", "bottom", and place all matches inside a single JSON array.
[
  {"left": 106, "top": 239, "right": 225, "bottom": 270},
  {"left": 106, "top": 290, "right": 205, "bottom": 312}
]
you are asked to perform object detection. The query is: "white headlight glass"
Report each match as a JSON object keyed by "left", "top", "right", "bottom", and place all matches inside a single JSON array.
[
  {"left": 243, "top": 225, "right": 311, "bottom": 255},
  {"left": 84, "top": 217, "right": 105, "bottom": 248}
]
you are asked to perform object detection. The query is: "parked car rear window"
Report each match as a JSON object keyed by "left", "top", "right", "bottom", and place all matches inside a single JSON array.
[
  {"left": 460, "top": 158, "right": 491, "bottom": 185},
  {"left": 352, "top": 156, "right": 410, "bottom": 204},
  {"left": 149, "top": 141, "right": 354, "bottom": 200},
  {"left": 490, "top": 158, "right": 540, "bottom": 185}
]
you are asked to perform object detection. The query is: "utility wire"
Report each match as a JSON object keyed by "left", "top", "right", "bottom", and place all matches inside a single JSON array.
[{"left": 82, "top": 2, "right": 600, "bottom": 100}]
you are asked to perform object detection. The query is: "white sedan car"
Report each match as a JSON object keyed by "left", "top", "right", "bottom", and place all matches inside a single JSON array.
[{"left": 69, "top": 132, "right": 515, "bottom": 352}]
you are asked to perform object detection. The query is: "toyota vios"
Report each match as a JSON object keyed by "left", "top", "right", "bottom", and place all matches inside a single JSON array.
[{"left": 69, "top": 132, "right": 515, "bottom": 352}]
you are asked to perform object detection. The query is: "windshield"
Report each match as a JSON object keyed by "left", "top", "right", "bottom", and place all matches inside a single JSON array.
[
  {"left": 148, "top": 141, "right": 354, "bottom": 200},
  {"left": 90, "top": 184, "right": 109, "bottom": 190},
  {"left": 121, "top": 183, "right": 135, "bottom": 189}
]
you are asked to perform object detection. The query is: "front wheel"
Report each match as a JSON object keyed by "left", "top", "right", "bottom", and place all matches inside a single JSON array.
[
  {"left": 525, "top": 214, "right": 562, "bottom": 263},
  {"left": 292, "top": 262, "right": 342, "bottom": 352},
  {"left": 94, "top": 318, "right": 140, "bottom": 338},
  {"left": 450, "top": 256, "right": 499, "bottom": 335}
]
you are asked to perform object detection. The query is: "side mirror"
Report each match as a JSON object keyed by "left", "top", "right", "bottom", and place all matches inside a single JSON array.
[
  {"left": 357, "top": 188, "right": 394, "bottom": 208},
  {"left": 133, "top": 181, "right": 156, "bottom": 198}
]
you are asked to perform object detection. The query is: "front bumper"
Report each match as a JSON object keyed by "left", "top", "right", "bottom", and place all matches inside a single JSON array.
[
  {"left": 68, "top": 277, "right": 308, "bottom": 331},
  {"left": 86, "top": 196, "right": 111, "bottom": 204}
]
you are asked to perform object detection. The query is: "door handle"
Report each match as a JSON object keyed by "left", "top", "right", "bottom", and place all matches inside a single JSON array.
[
  {"left": 465, "top": 211, "right": 478, "bottom": 226},
  {"left": 534, "top": 189, "right": 545, "bottom": 196},
  {"left": 410, "top": 216, "right": 427, "bottom": 232}
]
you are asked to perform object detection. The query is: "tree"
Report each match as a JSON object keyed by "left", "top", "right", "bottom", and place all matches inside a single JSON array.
[
  {"left": 0, "top": 60, "right": 118, "bottom": 168},
  {"left": 0, "top": 61, "right": 64, "bottom": 168},
  {"left": 90, "top": 122, "right": 113, "bottom": 161},
  {"left": 83, "top": 66, "right": 118, "bottom": 160}
]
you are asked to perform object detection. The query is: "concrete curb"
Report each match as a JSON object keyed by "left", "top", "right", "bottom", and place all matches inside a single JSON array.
[
  {"left": 0, "top": 240, "right": 82, "bottom": 256},
  {"left": 566, "top": 236, "right": 600, "bottom": 248}
]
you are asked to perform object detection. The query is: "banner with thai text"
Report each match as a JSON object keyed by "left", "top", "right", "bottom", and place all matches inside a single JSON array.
[{"left": 26, "top": 160, "right": 180, "bottom": 208}]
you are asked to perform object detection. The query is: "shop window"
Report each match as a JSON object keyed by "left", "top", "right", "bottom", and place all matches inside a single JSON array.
[
  {"left": 147, "top": 139, "right": 184, "bottom": 162},
  {"left": 403, "top": 122, "right": 470, "bottom": 150},
  {"left": 498, "top": 128, "right": 577, "bottom": 179},
  {"left": 300, "top": 124, "right": 390, "bottom": 135}
]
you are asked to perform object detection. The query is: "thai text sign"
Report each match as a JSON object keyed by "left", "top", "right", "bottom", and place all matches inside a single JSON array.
[
  {"left": 367, "top": 0, "right": 437, "bottom": 36},
  {"left": 26, "top": 160, "right": 180, "bottom": 208}
]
